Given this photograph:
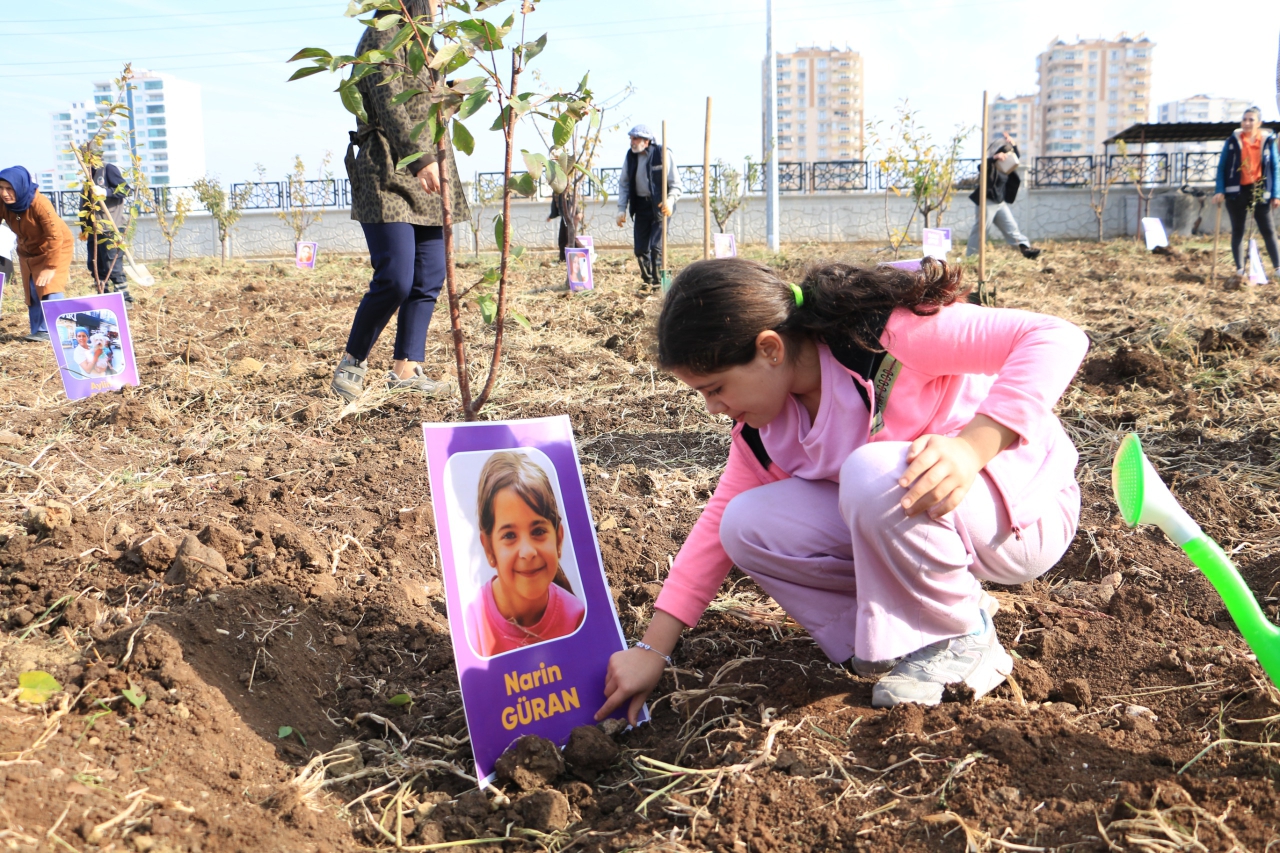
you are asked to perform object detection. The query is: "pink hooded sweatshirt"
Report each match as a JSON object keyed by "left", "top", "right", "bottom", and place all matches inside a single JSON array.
[{"left": 653, "top": 302, "right": 1090, "bottom": 628}]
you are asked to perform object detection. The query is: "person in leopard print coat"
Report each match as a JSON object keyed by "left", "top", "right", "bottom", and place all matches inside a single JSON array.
[{"left": 332, "top": 0, "right": 472, "bottom": 403}]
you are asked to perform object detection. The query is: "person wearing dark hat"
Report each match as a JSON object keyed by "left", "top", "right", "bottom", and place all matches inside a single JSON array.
[
  {"left": 615, "top": 125, "right": 681, "bottom": 285},
  {"left": 965, "top": 132, "right": 1041, "bottom": 260},
  {"left": 0, "top": 166, "right": 72, "bottom": 342}
]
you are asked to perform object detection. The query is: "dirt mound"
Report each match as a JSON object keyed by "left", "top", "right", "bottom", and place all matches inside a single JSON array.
[{"left": 1079, "top": 346, "right": 1181, "bottom": 392}]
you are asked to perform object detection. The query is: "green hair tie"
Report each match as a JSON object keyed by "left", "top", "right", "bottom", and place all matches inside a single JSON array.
[{"left": 788, "top": 282, "right": 804, "bottom": 307}]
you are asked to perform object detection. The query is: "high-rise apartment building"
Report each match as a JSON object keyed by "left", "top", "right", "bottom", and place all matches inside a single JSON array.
[
  {"left": 988, "top": 94, "right": 1039, "bottom": 160},
  {"left": 37, "top": 170, "right": 56, "bottom": 196},
  {"left": 1157, "top": 94, "right": 1252, "bottom": 125},
  {"left": 1156, "top": 94, "right": 1253, "bottom": 155},
  {"left": 49, "top": 70, "right": 205, "bottom": 192},
  {"left": 1036, "top": 34, "right": 1154, "bottom": 155},
  {"left": 765, "top": 46, "right": 864, "bottom": 163}
]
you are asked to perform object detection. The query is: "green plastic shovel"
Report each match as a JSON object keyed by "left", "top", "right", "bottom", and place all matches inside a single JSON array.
[{"left": 1111, "top": 433, "right": 1280, "bottom": 688}]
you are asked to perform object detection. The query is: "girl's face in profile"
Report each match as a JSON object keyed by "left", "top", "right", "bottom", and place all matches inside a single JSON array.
[{"left": 482, "top": 487, "right": 564, "bottom": 608}]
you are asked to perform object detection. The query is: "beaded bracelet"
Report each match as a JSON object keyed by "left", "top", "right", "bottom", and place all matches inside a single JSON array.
[{"left": 634, "top": 641, "right": 673, "bottom": 666}]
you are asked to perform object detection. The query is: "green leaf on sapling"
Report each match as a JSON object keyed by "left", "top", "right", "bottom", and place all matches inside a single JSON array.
[
  {"left": 451, "top": 121, "right": 475, "bottom": 155},
  {"left": 388, "top": 693, "right": 413, "bottom": 707},
  {"left": 407, "top": 41, "right": 426, "bottom": 75},
  {"left": 288, "top": 47, "right": 333, "bottom": 62},
  {"left": 288, "top": 66, "right": 328, "bottom": 82},
  {"left": 523, "top": 33, "right": 547, "bottom": 63},
  {"left": 428, "top": 43, "right": 461, "bottom": 71},
  {"left": 386, "top": 23, "right": 417, "bottom": 54},
  {"left": 338, "top": 80, "right": 368, "bottom": 124},
  {"left": 396, "top": 152, "right": 425, "bottom": 170},
  {"left": 546, "top": 160, "right": 567, "bottom": 194},
  {"left": 490, "top": 105, "right": 511, "bottom": 132},
  {"left": 443, "top": 48, "right": 473, "bottom": 75},
  {"left": 512, "top": 311, "right": 532, "bottom": 331},
  {"left": 373, "top": 13, "right": 401, "bottom": 29},
  {"left": 457, "top": 90, "right": 490, "bottom": 120},
  {"left": 409, "top": 119, "right": 428, "bottom": 142},
  {"left": 17, "top": 671, "right": 61, "bottom": 705},
  {"left": 278, "top": 726, "right": 293, "bottom": 739},
  {"left": 508, "top": 173, "right": 536, "bottom": 197},
  {"left": 521, "top": 150, "right": 547, "bottom": 180},
  {"left": 476, "top": 293, "right": 497, "bottom": 324},
  {"left": 509, "top": 246, "right": 525, "bottom": 261},
  {"left": 493, "top": 214, "right": 505, "bottom": 251},
  {"left": 552, "top": 114, "right": 574, "bottom": 148},
  {"left": 390, "top": 87, "right": 424, "bottom": 106}
]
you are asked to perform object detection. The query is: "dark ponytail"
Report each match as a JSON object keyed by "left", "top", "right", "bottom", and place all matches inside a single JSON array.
[{"left": 656, "top": 256, "right": 967, "bottom": 374}]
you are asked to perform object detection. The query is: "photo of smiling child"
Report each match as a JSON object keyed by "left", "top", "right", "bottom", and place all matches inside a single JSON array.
[{"left": 464, "top": 450, "right": 586, "bottom": 656}]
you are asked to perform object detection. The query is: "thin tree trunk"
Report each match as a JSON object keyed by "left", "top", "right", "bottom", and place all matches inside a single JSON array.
[
  {"left": 168, "top": 241, "right": 174, "bottom": 267},
  {"left": 468, "top": 54, "right": 520, "bottom": 417},
  {"left": 437, "top": 140, "right": 472, "bottom": 417}
]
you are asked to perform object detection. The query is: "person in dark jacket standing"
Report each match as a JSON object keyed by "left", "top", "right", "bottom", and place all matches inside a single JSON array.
[
  {"left": 1213, "top": 106, "right": 1279, "bottom": 280},
  {"left": 332, "top": 0, "right": 471, "bottom": 403},
  {"left": 615, "top": 125, "right": 681, "bottom": 285},
  {"left": 80, "top": 158, "right": 133, "bottom": 303},
  {"left": 965, "top": 133, "right": 1040, "bottom": 259}
]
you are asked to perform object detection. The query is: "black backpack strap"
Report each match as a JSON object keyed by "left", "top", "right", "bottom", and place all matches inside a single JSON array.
[
  {"left": 824, "top": 307, "right": 894, "bottom": 412},
  {"left": 739, "top": 424, "right": 771, "bottom": 470}
]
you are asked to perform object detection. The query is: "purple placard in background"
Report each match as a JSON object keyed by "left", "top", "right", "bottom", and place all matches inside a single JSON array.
[
  {"left": 565, "top": 247, "right": 593, "bottom": 292},
  {"left": 885, "top": 258, "right": 923, "bottom": 272},
  {"left": 713, "top": 233, "right": 737, "bottom": 258},
  {"left": 295, "top": 241, "right": 318, "bottom": 269},
  {"left": 422, "top": 416, "right": 638, "bottom": 785},
  {"left": 0, "top": 271, "right": 5, "bottom": 303},
  {"left": 42, "top": 292, "right": 138, "bottom": 400},
  {"left": 575, "top": 235, "right": 595, "bottom": 261}
]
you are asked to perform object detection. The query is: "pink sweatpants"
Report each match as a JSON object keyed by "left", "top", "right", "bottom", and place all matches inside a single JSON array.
[{"left": 719, "top": 442, "right": 1080, "bottom": 663}]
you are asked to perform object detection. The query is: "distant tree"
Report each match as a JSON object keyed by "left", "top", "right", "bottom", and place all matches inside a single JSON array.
[
  {"left": 192, "top": 176, "right": 254, "bottom": 263},
  {"left": 276, "top": 152, "right": 333, "bottom": 244}
]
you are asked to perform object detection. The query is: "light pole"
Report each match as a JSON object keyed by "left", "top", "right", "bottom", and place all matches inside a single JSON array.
[{"left": 765, "top": 0, "right": 780, "bottom": 252}]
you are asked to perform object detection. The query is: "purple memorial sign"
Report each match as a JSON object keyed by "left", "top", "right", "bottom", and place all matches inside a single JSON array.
[
  {"left": 565, "top": 247, "right": 593, "bottom": 292},
  {"left": 422, "top": 416, "right": 638, "bottom": 785},
  {"left": 42, "top": 292, "right": 139, "bottom": 400},
  {"left": 885, "top": 258, "right": 923, "bottom": 272}
]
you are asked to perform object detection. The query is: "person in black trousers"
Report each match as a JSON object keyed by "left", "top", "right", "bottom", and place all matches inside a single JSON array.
[
  {"left": 615, "top": 125, "right": 681, "bottom": 286},
  {"left": 1213, "top": 106, "right": 1280, "bottom": 280},
  {"left": 80, "top": 159, "right": 133, "bottom": 303}
]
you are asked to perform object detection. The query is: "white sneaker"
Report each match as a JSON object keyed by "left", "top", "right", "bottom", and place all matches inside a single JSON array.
[{"left": 871, "top": 610, "right": 1012, "bottom": 708}]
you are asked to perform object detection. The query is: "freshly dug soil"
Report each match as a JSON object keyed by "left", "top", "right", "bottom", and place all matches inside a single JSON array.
[{"left": 2, "top": 239, "right": 1279, "bottom": 852}]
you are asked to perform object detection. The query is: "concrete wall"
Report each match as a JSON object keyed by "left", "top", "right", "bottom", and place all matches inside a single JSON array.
[{"left": 77, "top": 186, "right": 1205, "bottom": 262}]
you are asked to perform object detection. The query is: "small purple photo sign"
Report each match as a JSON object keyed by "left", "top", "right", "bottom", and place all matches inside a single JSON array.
[
  {"left": 422, "top": 416, "right": 639, "bottom": 785},
  {"left": 575, "top": 235, "right": 595, "bottom": 261},
  {"left": 42, "top": 292, "right": 139, "bottom": 400},
  {"left": 295, "top": 241, "right": 318, "bottom": 269},
  {"left": 0, "top": 271, "right": 6, "bottom": 303},
  {"left": 922, "top": 228, "right": 951, "bottom": 260},
  {"left": 713, "top": 233, "right": 737, "bottom": 258},
  {"left": 565, "top": 247, "right": 593, "bottom": 292},
  {"left": 885, "top": 258, "right": 923, "bottom": 272}
]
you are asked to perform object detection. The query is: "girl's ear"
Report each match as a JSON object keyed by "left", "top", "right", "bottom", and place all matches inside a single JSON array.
[
  {"left": 756, "top": 330, "right": 785, "bottom": 364},
  {"left": 555, "top": 523, "right": 565, "bottom": 557},
  {"left": 480, "top": 532, "right": 497, "bottom": 567}
]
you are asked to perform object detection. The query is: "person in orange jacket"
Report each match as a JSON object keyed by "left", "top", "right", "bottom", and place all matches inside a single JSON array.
[{"left": 0, "top": 167, "right": 72, "bottom": 342}]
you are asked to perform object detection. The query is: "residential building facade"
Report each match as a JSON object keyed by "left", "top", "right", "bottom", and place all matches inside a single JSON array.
[
  {"left": 49, "top": 70, "right": 206, "bottom": 192},
  {"left": 988, "top": 94, "right": 1039, "bottom": 160},
  {"left": 1036, "top": 34, "right": 1154, "bottom": 155},
  {"left": 1156, "top": 94, "right": 1254, "bottom": 155},
  {"left": 764, "top": 46, "right": 864, "bottom": 164}
]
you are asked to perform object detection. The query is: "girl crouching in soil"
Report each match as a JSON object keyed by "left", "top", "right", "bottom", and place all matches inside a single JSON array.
[{"left": 596, "top": 257, "right": 1088, "bottom": 719}]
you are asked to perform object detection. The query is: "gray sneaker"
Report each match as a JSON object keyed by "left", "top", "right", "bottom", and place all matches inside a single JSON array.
[
  {"left": 24, "top": 331, "right": 51, "bottom": 343},
  {"left": 331, "top": 355, "right": 368, "bottom": 403},
  {"left": 871, "top": 610, "right": 1012, "bottom": 708},
  {"left": 385, "top": 364, "right": 448, "bottom": 396}
]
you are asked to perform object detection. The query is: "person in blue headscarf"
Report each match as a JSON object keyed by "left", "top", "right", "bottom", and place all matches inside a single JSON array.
[{"left": 0, "top": 166, "right": 73, "bottom": 342}]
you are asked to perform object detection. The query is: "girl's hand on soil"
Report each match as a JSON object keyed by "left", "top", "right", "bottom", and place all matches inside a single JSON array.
[
  {"left": 596, "top": 610, "right": 684, "bottom": 726},
  {"left": 900, "top": 416, "right": 1018, "bottom": 519},
  {"left": 596, "top": 647, "right": 665, "bottom": 726}
]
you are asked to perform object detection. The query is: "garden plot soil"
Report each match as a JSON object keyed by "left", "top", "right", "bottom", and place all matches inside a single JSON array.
[{"left": 2, "top": 239, "right": 1280, "bottom": 852}]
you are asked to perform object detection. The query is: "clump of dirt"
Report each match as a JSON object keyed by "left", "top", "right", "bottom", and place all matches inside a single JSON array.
[
  {"left": 494, "top": 735, "right": 565, "bottom": 790},
  {"left": 1079, "top": 346, "right": 1181, "bottom": 392}
]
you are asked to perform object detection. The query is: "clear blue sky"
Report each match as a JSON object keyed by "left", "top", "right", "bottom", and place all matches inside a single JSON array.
[{"left": 4, "top": 0, "right": 1278, "bottom": 185}]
